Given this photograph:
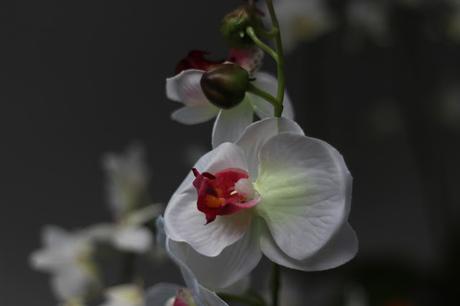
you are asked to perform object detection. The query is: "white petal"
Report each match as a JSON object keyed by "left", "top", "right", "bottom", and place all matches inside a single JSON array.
[
  {"left": 171, "top": 105, "right": 219, "bottom": 125},
  {"left": 211, "top": 101, "right": 254, "bottom": 148},
  {"left": 236, "top": 117, "right": 304, "bottom": 177},
  {"left": 82, "top": 223, "right": 116, "bottom": 241},
  {"left": 200, "top": 286, "right": 229, "bottom": 306},
  {"left": 217, "top": 276, "right": 250, "bottom": 295},
  {"left": 166, "top": 69, "right": 209, "bottom": 107},
  {"left": 100, "top": 284, "right": 144, "bottom": 306},
  {"left": 113, "top": 226, "right": 152, "bottom": 253},
  {"left": 51, "top": 266, "right": 92, "bottom": 300},
  {"left": 145, "top": 283, "right": 181, "bottom": 306},
  {"left": 255, "top": 133, "right": 352, "bottom": 260},
  {"left": 260, "top": 219, "right": 358, "bottom": 271},
  {"left": 168, "top": 223, "right": 262, "bottom": 290},
  {"left": 248, "top": 72, "right": 294, "bottom": 120},
  {"left": 164, "top": 143, "right": 251, "bottom": 257},
  {"left": 124, "top": 204, "right": 163, "bottom": 226},
  {"left": 42, "top": 225, "right": 70, "bottom": 247},
  {"left": 103, "top": 144, "right": 149, "bottom": 218}
]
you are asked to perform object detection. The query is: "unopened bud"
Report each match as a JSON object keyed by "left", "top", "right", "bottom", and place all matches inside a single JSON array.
[
  {"left": 221, "top": 5, "right": 262, "bottom": 48},
  {"left": 200, "top": 64, "right": 250, "bottom": 109}
]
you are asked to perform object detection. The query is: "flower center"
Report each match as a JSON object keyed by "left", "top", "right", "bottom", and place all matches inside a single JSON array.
[{"left": 192, "top": 168, "right": 260, "bottom": 224}]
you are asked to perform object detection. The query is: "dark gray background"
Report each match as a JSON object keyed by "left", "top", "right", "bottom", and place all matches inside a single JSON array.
[{"left": 1, "top": 0, "right": 459, "bottom": 305}]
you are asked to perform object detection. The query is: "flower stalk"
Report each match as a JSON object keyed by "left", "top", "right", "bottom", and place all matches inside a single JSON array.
[
  {"left": 270, "top": 263, "right": 281, "bottom": 306},
  {"left": 245, "top": 0, "right": 286, "bottom": 118}
]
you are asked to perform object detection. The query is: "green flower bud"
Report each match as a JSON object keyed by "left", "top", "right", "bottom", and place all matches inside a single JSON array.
[
  {"left": 220, "top": 5, "right": 262, "bottom": 48},
  {"left": 200, "top": 63, "right": 250, "bottom": 109}
]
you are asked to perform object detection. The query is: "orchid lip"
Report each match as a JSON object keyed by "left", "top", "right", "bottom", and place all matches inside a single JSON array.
[{"left": 192, "top": 167, "right": 260, "bottom": 224}]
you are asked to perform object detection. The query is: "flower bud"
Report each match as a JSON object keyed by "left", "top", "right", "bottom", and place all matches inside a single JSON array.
[
  {"left": 200, "top": 63, "right": 250, "bottom": 109},
  {"left": 220, "top": 5, "right": 262, "bottom": 48}
]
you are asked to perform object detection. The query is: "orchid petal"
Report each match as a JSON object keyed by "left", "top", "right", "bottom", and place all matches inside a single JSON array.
[
  {"left": 168, "top": 222, "right": 261, "bottom": 290},
  {"left": 248, "top": 72, "right": 294, "bottom": 119},
  {"left": 260, "top": 219, "right": 358, "bottom": 271},
  {"left": 255, "top": 133, "right": 352, "bottom": 260},
  {"left": 113, "top": 226, "right": 152, "bottom": 253},
  {"left": 217, "top": 276, "right": 250, "bottom": 295},
  {"left": 211, "top": 101, "right": 254, "bottom": 148},
  {"left": 145, "top": 283, "right": 181, "bottom": 306},
  {"left": 166, "top": 69, "right": 209, "bottom": 107},
  {"left": 165, "top": 143, "right": 251, "bottom": 257},
  {"left": 236, "top": 117, "right": 304, "bottom": 177},
  {"left": 156, "top": 218, "right": 229, "bottom": 306},
  {"left": 171, "top": 105, "right": 219, "bottom": 125},
  {"left": 200, "top": 287, "right": 229, "bottom": 306},
  {"left": 42, "top": 225, "right": 70, "bottom": 246},
  {"left": 51, "top": 266, "right": 92, "bottom": 300}
]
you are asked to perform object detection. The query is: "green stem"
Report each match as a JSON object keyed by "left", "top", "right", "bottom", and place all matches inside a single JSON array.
[
  {"left": 265, "top": 0, "right": 286, "bottom": 117},
  {"left": 246, "top": 26, "right": 278, "bottom": 61},
  {"left": 248, "top": 83, "right": 278, "bottom": 106},
  {"left": 270, "top": 263, "right": 281, "bottom": 306}
]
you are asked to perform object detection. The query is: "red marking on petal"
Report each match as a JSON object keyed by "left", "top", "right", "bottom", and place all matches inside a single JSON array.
[
  {"left": 175, "top": 50, "right": 225, "bottom": 74},
  {"left": 173, "top": 297, "right": 188, "bottom": 306},
  {"left": 192, "top": 168, "right": 259, "bottom": 224}
]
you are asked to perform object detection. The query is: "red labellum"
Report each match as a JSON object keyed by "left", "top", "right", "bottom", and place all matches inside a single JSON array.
[
  {"left": 192, "top": 168, "right": 259, "bottom": 224},
  {"left": 175, "top": 50, "right": 225, "bottom": 74},
  {"left": 173, "top": 297, "right": 188, "bottom": 306}
]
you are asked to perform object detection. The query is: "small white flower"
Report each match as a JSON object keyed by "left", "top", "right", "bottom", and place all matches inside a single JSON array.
[
  {"left": 89, "top": 205, "right": 162, "bottom": 254},
  {"left": 99, "top": 284, "right": 145, "bottom": 306},
  {"left": 103, "top": 145, "right": 163, "bottom": 254},
  {"left": 270, "top": 0, "right": 334, "bottom": 52},
  {"left": 103, "top": 145, "right": 150, "bottom": 220},
  {"left": 164, "top": 118, "right": 358, "bottom": 289},
  {"left": 30, "top": 226, "right": 100, "bottom": 301}
]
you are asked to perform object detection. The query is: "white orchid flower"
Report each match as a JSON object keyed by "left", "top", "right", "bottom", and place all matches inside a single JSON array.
[
  {"left": 164, "top": 117, "right": 358, "bottom": 290},
  {"left": 166, "top": 49, "right": 294, "bottom": 148},
  {"left": 30, "top": 226, "right": 100, "bottom": 301},
  {"left": 99, "top": 284, "right": 144, "bottom": 306},
  {"left": 145, "top": 218, "right": 228, "bottom": 306},
  {"left": 102, "top": 145, "right": 163, "bottom": 254},
  {"left": 88, "top": 205, "right": 161, "bottom": 254},
  {"left": 103, "top": 144, "right": 150, "bottom": 219},
  {"left": 269, "top": 0, "right": 334, "bottom": 52}
]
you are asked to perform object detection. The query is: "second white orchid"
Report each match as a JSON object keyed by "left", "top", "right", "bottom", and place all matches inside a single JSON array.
[{"left": 166, "top": 49, "right": 294, "bottom": 148}]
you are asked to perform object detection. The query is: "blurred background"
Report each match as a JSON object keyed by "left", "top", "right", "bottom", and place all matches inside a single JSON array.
[{"left": 1, "top": 0, "right": 459, "bottom": 305}]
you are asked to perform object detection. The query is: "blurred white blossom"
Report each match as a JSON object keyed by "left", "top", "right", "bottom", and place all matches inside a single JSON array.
[
  {"left": 270, "top": 0, "right": 334, "bottom": 52},
  {"left": 100, "top": 284, "right": 144, "bottom": 306},
  {"left": 103, "top": 145, "right": 163, "bottom": 254},
  {"left": 30, "top": 226, "right": 101, "bottom": 301},
  {"left": 104, "top": 145, "right": 150, "bottom": 220}
]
